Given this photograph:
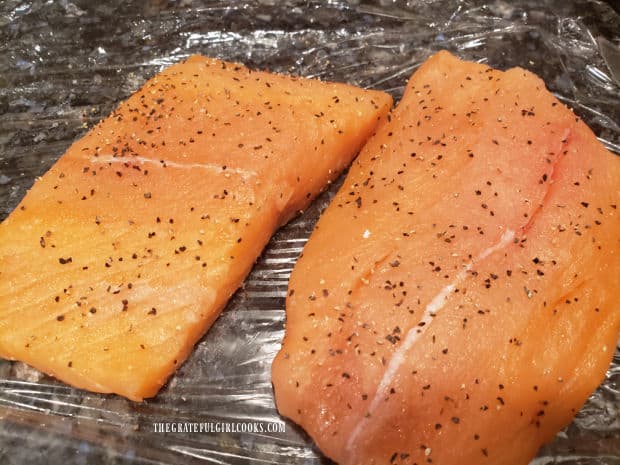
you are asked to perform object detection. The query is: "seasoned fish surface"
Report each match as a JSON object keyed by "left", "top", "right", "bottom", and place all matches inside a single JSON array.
[
  {"left": 272, "top": 51, "right": 620, "bottom": 465},
  {"left": 0, "top": 55, "right": 392, "bottom": 401}
]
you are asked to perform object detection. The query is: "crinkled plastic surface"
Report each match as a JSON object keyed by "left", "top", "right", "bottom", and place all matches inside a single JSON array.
[{"left": 0, "top": 1, "right": 619, "bottom": 464}]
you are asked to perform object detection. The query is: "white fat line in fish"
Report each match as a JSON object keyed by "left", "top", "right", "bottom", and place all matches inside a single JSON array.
[
  {"left": 345, "top": 228, "right": 516, "bottom": 462},
  {"left": 90, "top": 155, "right": 257, "bottom": 180}
]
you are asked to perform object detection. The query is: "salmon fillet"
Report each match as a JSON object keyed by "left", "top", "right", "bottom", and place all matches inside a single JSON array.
[
  {"left": 272, "top": 51, "right": 620, "bottom": 465},
  {"left": 0, "top": 55, "right": 392, "bottom": 401}
]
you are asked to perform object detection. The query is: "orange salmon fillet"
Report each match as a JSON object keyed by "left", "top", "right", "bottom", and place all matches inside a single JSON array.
[
  {"left": 272, "top": 51, "right": 620, "bottom": 465},
  {"left": 0, "top": 55, "right": 392, "bottom": 401}
]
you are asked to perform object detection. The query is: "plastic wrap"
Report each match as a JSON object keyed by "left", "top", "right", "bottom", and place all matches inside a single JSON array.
[{"left": 0, "top": 1, "right": 618, "bottom": 464}]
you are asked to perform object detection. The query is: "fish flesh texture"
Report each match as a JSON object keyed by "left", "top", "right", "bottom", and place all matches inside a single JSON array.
[
  {"left": 0, "top": 56, "right": 392, "bottom": 401},
  {"left": 272, "top": 51, "right": 619, "bottom": 465}
]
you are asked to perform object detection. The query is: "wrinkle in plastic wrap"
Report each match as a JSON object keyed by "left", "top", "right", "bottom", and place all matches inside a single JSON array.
[{"left": 0, "top": 1, "right": 619, "bottom": 464}]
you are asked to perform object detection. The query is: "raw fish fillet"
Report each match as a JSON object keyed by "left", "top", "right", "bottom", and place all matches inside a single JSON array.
[
  {"left": 0, "top": 56, "right": 392, "bottom": 401},
  {"left": 272, "top": 51, "right": 620, "bottom": 465}
]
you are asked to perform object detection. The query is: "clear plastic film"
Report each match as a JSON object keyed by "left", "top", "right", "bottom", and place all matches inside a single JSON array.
[{"left": 0, "top": 1, "right": 618, "bottom": 464}]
